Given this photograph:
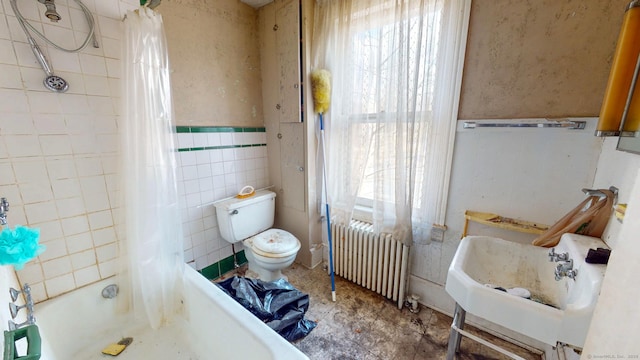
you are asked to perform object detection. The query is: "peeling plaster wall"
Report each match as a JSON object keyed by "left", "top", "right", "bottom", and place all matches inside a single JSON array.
[
  {"left": 459, "top": 0, "right": 628, "bottom": 119},
  {"left": 159, "top": 0, "right": 263, "bottom": 127}
]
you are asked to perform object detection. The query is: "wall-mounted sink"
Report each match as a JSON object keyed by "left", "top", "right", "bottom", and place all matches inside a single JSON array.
[{"left": 445, "top": 233, "right": 608, "bottom": 350}]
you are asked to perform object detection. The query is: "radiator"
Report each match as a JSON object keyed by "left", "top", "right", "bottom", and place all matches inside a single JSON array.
[{"left": 330, "top": 220, "right": 409, "bottom": 309}]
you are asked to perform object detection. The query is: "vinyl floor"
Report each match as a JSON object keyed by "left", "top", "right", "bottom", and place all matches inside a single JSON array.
[{"left": 281, "top": 263, "right": 543, "bottom": 360}]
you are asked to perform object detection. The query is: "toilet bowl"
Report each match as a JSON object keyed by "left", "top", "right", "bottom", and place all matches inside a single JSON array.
[
  {"left": 243, "top": 229, "right": 301, "bottom": 281},
  {"left": 213, "top": 190, "right": 301, "bottom": 281}
]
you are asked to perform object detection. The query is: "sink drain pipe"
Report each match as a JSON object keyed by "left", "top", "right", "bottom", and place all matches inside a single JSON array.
[{"left": 446, "top": 303, "right": 526, "bottom": 360}]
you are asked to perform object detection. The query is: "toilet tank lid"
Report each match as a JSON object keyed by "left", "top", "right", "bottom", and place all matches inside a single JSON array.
[{"left": 212, "top": 190, "right": 275, "bottom": 211}]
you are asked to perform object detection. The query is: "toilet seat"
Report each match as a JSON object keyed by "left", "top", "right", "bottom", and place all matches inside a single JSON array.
[{"left": 245, "top": 229, "right": 300, "bottom": 258}]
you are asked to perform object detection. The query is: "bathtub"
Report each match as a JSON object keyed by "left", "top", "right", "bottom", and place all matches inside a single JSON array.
[{"left": 31, "top": 267, "right": 309, "bottom": 360}]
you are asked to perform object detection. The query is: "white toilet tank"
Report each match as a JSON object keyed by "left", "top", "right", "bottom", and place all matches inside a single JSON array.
[{"left": 213, "top": 190, "right": 276, "bottom": 243}]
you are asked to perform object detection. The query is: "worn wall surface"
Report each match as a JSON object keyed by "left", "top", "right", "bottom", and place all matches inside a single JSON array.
[
  {"left": 411, "top": 1, "right": 638, "bottom": 350},
  {"left": 459, "top": 0, "right": 628, "bottom": 119},
  {"left": 159, "top": 0, "right": 263, "bottom": 127}
]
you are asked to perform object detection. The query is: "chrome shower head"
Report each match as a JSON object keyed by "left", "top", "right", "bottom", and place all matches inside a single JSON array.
[
  {"left": 44, "top": 75, "right": 68, "bottom": 93},
  {"left": 38, "top": 0, "right": 61, "bottom": 22}
]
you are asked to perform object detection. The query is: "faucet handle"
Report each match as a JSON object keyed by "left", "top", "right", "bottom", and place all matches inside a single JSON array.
[
  {"left": 555, "top": 266, "right": 563, "bottom": 281},
  {"left": 549, "top": 248, "right": 569, "bottom": 262},
  {"left": 9, "top": 284, "right": 31, "bottom": 302},
  {"left": 0, "top": 197, "right": 8, "bottom": 226},
  {"left": 7, "top": 314, "right": 35, "bottom": 331},
  {"left": 563, "top": 258, "right": 573, "bottom": 269},
  {"left": 555, "top": 259, "right": 576, "bottom": 281}
]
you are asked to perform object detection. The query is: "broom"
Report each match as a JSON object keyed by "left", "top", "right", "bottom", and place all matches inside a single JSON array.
[{"left": 310, "top": 69, "right": 336, "bottom": 302}]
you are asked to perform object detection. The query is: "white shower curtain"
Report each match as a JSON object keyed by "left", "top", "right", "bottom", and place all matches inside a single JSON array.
[{"left": 119, "top": 7, "right": 184, "bottom": 330}]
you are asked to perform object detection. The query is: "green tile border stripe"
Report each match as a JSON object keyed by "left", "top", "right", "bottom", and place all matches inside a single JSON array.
[
  {"left": 177, "top": 143, "right": 267, "bottom": 152},
  {"left": 198, "top": 250, "right": 248, "bottom": 281},
  {"left": 176, "top": 126, "right": 266, "bottom": 152},
  {"left": 176, "top": 126, "right": 265, "bottom": 133}
]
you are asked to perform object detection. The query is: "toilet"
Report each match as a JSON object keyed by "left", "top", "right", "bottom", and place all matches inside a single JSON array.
[{"left": 213, "top": 189, "right": 301, "bottom": 282}]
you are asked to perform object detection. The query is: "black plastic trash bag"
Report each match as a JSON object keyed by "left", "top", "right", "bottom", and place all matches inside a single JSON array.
[{"left": 216, "top": 276, "right": 317, "bottom": 342}]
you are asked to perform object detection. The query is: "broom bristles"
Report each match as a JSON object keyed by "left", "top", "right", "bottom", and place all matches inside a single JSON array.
[{"left": 310, "top": 69, "right": 331, "bottom": 114}]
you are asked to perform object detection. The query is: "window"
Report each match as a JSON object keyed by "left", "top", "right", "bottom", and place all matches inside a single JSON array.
[{"left": 314, "top": 0, "right": 470, "bottom": 240}]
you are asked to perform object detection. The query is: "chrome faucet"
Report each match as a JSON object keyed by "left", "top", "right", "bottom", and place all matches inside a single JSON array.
[
  {"left": 9, "top": 301, "right": 34, "bottom": 319},
  {"left": 548, "top": 247, "right": 568, "bottom": 262},
  {"left": 0, "top": 197, "right": 8, "bottom": 225},
  {"left": 8, "top": 314, "right": 36, "bottom": 330},
  {"left": 555, "top": 259, "right": 578, "bottom": 281},
  {"left": 7, "top": 284, "right": 36, "bottom": 330}
]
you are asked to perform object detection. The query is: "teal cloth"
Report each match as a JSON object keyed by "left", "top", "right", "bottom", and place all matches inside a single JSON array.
[{"left": 0, "top": 226, "right": 45, "bottom": 270}]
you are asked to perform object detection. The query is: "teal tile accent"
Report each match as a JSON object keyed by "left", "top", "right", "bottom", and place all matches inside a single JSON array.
[
  {"left": 197, "top": 250, "right": 247, "bottom": 280},
  {"left": 178, "top": 143, "right": 267, "bottom": 153},
  {"left": 175, "top": 126, "right": 266, "bottom": 152},
  {"left": 237, "top": 250, "right": 248, "bottom": 264},
  {"left": 189, "top": 127, "right": 218, "bottom": 133},
  {"left": 200, "top": 263, "right": 220, "bottom": 280},
  {"left": 174, "top": 126, "right": 265, "bottom": 133},
  {"left": 219, "top": 256, "right": 236, "bottom": 275}
]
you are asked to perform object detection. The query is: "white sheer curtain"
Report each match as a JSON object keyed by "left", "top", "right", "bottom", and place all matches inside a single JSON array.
[
  {"left": 313, "top": 0, "right": 470, "bottom": 245},
  {"left": 118, "top": 7, "right": 184, "bottom": 330}
]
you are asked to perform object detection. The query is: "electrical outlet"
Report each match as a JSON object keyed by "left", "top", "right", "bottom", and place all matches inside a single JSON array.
[{"left": 430, "top": 224, "right": 447, "bottom": 242}]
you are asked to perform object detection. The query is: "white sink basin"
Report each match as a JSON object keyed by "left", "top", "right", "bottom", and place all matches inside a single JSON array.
[{"left": 445, "top": 233, "right": 608, "bottom": 347}]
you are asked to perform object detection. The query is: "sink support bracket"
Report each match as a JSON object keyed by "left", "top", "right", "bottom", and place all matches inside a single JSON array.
[
  {"left": 446, "top": 303, "right": 466, "bottom": 358},
  {"left": 446, "top": 303, "right": 527, "bottom": 360}
]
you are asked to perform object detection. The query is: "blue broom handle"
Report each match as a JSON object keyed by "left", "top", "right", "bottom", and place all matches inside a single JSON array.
[
  {"left": 325, "top": 203, "right": 336, "bottom": 292},
  {"left": 319, "top": 112, "right": 336, "bottom": 298}
]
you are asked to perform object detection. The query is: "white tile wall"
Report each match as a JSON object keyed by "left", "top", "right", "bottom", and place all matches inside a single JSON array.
[
  {"left": 1, "top": 0, "right": 269, "bottom": 300},
  {"left": 176, "top": 130, "right": 269, "bottom": 270},
  {"left": 411, "top": 118, "right": 603, "bottom": 286},
  {"left": 0, "top": 0, "right": 137, "bottom": 302}
]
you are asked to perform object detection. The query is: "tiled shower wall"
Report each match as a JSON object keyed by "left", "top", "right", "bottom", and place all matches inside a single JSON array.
[
  {"left": 0, "top": 0, "right": 266, "bottom": 302},
  {"left": 175, "top": 126, "right": 269, "bottom": 271},
  {"left": 0, "top": 0, "right": 140, "bottom": 303}
]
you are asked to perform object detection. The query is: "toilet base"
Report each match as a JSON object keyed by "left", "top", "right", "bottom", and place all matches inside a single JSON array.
[
  {"left": 247, "top": 262, "right": 288, "bottom": 282},
  {"left": 243, "top": 268, "right": 260, "bottom": 279}
]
